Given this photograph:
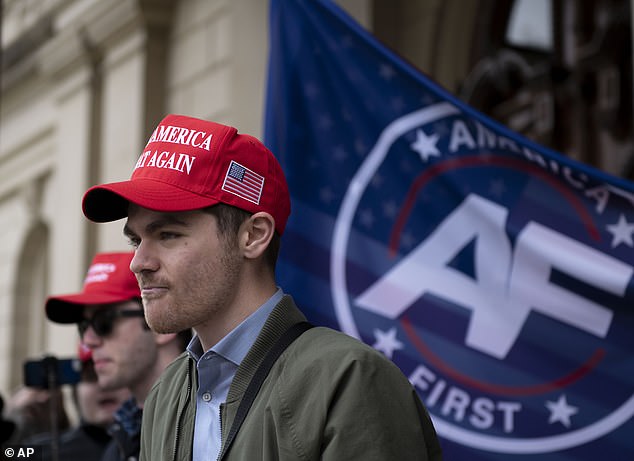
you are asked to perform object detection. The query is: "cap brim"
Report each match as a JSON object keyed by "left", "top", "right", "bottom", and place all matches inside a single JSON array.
[
  {"left": 82, "top": 179, "right": 222, "bottom": 222},
  {"left": 45, "top": 292, "right": 138, "bottom": 324}
]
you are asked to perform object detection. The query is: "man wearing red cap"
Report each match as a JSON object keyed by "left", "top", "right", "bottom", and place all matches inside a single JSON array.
[
  {"left": 45, "top": 252, "right": 191, "bottom": 461},
  {"left": 82, "top": 115, "right": 442, "bottom": 461},
  {"left": 15, "top": 343, "right": 130, "bottom": 461}
]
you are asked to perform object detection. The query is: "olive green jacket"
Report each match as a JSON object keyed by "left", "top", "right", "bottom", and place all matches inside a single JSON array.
[{"left": 140, "top": 295, "right": 442, "bottom": 461}]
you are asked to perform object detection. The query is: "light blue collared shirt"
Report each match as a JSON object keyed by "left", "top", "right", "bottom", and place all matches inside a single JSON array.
[{"left": 188, "top": 288, "right": 283, "bottom": 461}]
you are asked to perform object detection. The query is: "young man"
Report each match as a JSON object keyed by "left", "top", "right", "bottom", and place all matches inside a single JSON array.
[
  {"left": 45, "top": 252, "right": 191, "bottom": 461},
  {"left": 81, "top": 114, "right": 442, "bottom": 460},
  {"left": 19, "top": 344, "right": 130, "bottom": 461}
]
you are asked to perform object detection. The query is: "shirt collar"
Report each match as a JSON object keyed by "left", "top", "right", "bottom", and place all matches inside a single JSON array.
[
  {"left": 113, "top": 397, "right": 142, "bottom": 436},
  {"left": 187, "top": 288, "right": 283, "bottom": 365}
]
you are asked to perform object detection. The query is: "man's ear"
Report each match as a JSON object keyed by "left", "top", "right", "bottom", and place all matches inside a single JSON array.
[{"left": 241, "top": 212, "right": 275, "bottom": 260}]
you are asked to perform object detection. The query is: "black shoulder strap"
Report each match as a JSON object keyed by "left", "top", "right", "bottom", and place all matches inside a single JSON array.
[{"left": 219, "top": 321, "right": 314, "bottom": 460}]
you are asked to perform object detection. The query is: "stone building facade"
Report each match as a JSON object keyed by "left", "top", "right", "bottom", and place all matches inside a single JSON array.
[{"left": 0, "top": 0, "right": 330, "bottom": 396}]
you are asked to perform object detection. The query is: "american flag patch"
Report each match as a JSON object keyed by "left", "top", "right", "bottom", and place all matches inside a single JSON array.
[{"left": 222, "top": 160, "right": 265, "bottom": 204}]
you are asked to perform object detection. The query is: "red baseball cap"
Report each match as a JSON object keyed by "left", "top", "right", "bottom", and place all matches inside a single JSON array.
[
  {"left": 82, "top": 114, "right": 291, "bottom": 235},
  {"left": 45, "top": 252, "right": 140, "bottom": 324},
  {"left": 77, "top": 342, "right": 92, "bottom": 362}
]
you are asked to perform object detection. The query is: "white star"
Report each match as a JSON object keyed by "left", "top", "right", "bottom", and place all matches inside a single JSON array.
[
  {"left": 545, "top": 395, "right": 578, "bottom": 428},
  {"left": 606, "top": 214, "right": 634, "bottom": 248},
  {"left": 410, "top": 129, "right": 440, "bottom": 162},
  {"left": 372, "top": 327, "right": 404, "bottom": 359}
]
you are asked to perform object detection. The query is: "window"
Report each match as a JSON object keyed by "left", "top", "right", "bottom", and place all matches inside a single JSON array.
[{"left": 506, "top": 0, "right": 553, "bottom": 51}]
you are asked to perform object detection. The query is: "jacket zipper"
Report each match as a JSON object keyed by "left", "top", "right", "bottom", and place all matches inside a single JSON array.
[
  {"left": 172, "top": 358, "right": 194, "bottom": 461},
  {"left": 216, "top": 404, "right": 224, "bottom": 461}
]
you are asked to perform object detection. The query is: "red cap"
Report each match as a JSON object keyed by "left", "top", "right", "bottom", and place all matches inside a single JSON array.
[
  {"left": 82, "top": 114, "right": 291, "bottom": 235},
  {"left": 77, "top": 343, "right": 92, "bottom": 362},
  {"left": 45, "top": 252, "right": 140, "bottom": 324}
]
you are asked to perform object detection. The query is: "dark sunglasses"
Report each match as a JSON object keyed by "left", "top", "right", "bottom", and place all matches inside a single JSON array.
[{"left": 77, "top": 309, "right": 145, "bottom": 338}]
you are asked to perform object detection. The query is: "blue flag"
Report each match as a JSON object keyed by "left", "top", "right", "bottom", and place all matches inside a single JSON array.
[{"left": 264, "top": 1, "right": 634, "bottom": 459}]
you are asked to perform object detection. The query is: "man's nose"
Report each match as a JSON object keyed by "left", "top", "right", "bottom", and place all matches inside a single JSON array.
[{"left": 129, "top": 241, "right": 159, "bottom": 275}]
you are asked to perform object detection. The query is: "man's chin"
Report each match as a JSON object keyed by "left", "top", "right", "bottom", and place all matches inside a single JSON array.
[
  {"left": 146, "top": 317, "right": 176, "bottom": 334},
  {"left": 96, "top": 375, "right": 122, "bottom": 392}
]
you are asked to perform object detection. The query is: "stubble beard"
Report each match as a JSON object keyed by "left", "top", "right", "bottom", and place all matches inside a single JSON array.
[
  {"left": 143, "top": 295, "right": 186, "bottom": 333},
  {"left": 144, "top": 245, "right": 242, "bottom": 334},
  {"left": 97, "top": 371, "right": 123, "bottom": 392}
]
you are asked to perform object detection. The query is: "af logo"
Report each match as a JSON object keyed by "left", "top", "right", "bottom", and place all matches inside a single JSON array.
[{"left": 331, "top": 103, "right": 634, "bottom": 453}]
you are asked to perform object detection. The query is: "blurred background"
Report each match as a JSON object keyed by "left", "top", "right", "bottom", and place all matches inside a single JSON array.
[{"left": 1, "top": 0, "right": 632, "bottom": 399}]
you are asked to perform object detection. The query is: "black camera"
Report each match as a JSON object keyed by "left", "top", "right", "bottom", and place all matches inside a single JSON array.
[{"left": 23, "top": 356, "right": 82, "bottom": 388}]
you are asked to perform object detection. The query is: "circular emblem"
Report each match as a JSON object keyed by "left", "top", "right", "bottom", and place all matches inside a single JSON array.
[{"left": 331, "top": 104, "right": 634, "bottom": 453}]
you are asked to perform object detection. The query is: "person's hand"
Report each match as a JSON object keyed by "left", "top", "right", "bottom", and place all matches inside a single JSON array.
[
  {"left": 4, "top": 387, "right": 68, "bottom": 439},
  {"left": 5, "top": 387, "right": 54, "bottom": 424}
]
